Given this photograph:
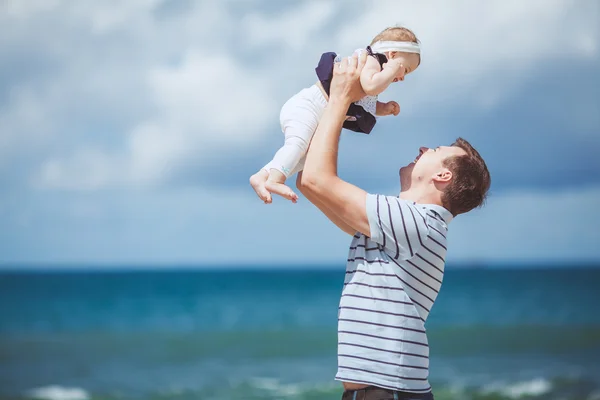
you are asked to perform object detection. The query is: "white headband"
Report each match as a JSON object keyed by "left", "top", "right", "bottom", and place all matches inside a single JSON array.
[{"left": 370, "top": 40, "right": 420, "bottom": 55}]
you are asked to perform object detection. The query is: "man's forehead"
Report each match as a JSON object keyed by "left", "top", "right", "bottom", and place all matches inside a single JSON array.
[{"left": 444, "top": 145, "right": 466, "bottom": 156}]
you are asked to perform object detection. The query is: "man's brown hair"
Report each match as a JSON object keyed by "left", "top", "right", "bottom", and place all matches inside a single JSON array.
[{"left": 441, "top": 138, "right": 491, "bottom": 216}]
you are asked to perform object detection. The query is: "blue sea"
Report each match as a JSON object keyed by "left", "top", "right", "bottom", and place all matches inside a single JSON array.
[{"left": 1, "top": 267, "right": 599, "bottom": 400}]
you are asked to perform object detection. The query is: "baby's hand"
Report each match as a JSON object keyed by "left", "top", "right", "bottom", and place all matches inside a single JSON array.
[
  {"left": 383, "top": 57, "right": 404, "bottom": 73},
  {"left": 377, "top": 101, "right": 400, "bottom": 116}
]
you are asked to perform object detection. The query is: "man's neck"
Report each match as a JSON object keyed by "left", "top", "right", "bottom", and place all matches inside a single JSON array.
[{"left": 398, "top": 186, "right": 443, "bottom": 206}]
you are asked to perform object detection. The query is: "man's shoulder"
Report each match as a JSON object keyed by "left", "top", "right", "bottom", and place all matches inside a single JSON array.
[
  {"left": 367, "top": 193, "right": 424, "bottom": 214},
  {"left": 366, "top": 194, "right": 430, "bottom": 236}
]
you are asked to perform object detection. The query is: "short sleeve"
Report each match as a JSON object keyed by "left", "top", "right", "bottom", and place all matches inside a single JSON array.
[{"left": 366, "top": 194, "right": 428, "bottom": 260}]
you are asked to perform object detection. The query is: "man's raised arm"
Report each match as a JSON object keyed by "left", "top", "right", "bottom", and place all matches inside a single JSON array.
[
  {"left": 298, "top": 52, "right": 373, "bottom": 238},
  {"left": 296, "top": 172, "right": 356, "bottom": 236}
]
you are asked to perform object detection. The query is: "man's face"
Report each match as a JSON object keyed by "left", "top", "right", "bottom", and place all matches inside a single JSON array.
[{"left": 399, "top": 145, "right": 467, "bottom": 190}]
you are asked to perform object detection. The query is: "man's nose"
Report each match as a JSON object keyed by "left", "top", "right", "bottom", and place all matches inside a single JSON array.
[{"left": 419, "top": 146, "right": 429, "bottom": 154}]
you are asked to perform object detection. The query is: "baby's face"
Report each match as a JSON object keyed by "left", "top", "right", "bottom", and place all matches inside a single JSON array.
[{"left": 388, "top": 51, "right": 420, "bottom": 82}]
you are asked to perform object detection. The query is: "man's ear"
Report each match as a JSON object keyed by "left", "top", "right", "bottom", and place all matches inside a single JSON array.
[{"left": 433, "top": 168, "right": 452, "bottom": 183}]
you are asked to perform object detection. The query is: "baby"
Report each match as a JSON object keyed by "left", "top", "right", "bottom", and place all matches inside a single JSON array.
[{"left": 250, "top": 26, "right": 421, "bottom": 203}]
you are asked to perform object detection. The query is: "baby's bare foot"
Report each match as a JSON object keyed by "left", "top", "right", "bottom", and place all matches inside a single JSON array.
[
  {"left": 265, "top": 180, "right": 298, "bottom": 203},
  {"left": 250, "top": 171, "right": 272, "bottom": 204}
]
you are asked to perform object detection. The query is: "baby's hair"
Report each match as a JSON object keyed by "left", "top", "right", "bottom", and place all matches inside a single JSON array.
[{"left": 370, "top": 26, "right": 419, "bottom": 45}]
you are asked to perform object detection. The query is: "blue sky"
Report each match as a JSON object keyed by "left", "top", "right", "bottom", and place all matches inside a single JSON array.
[{"left": 0, "top": 0, "right": 598, "bottom": 267}]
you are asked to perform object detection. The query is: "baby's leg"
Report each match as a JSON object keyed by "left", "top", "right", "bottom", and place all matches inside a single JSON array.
[
  {"left": 264, "top": 134, "right": 310, "bottom": 202},
  {"left": 263, "top": 86, "right": 325, "bottom": 202},
  {"left": 249, "top": 168, "right": 272, "bottom": 204}
]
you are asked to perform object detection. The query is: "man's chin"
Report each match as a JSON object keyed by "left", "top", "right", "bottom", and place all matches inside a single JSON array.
[
  {"left": 399, "top": 162, "right": 414, "bottom": 175},
  {"left": 399, "top": 163, "right": 413, "bottom": 190}
]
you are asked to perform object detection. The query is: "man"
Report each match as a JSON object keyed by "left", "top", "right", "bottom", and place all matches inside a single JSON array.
[{"left": 297, "top": 51, "right": 491, "bottom": 400}]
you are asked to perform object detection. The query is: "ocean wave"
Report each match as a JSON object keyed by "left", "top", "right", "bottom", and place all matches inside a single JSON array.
[
  {"left": 9, "top": 377, "right": 600, "bottom": 400},
  {"left": 25, "top": 386, "right": 89, "bottom": 400},
  {"left": 430, "top": 376, "right": 600, "bottom": 400},
  {"left": 248, "top": 377, "right": 340, "bottom": 397},
  {"left": 481, "top": 378, "right": 552, "bottom": 398}
]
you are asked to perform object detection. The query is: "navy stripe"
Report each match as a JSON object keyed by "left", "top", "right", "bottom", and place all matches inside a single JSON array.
[
  {"left": 427, "top": 235, "right": 447, "bottom": 250},
  {"left": 345, "top": 271, "right": 397, "bottom": 278},
  {"left": 407, "top": 205, "right": 425, "bottom": 246},
  {"left": 412, "top": 300, "right": 431, "bottom": 316},
  {"left": 338, "top": 365, "right": 428, "bottom": 381},
  {"left": 413, "top": 207, "right": 427, "bottom": 225},
  {"left": 346, "top": 270, "right": 401, "bottom": 280},
  {"left": 349, "top": 244, "right": 380, "bottom": 251},
  {"left": 338, "top": 353, "right": 429, "bottom": 370},
  {"left": 335, "top": 376, "right": 432, "bottom": 393},
  {"left": 350, "top": 244, "right": 365, "bottom": 249},
  {"left": 411, "top": 208, "right": 426, "bottom": 250},
  {"left": 376, "top": 195, "right": 386, "bottom": 249},
  {"left": 338, "top": 318, "right": 426, "bottom": 333},
  {"left": 339, "top": 306, "right": 422, "bottom": 320},
  {"left": 347, "top": 268, "right": 436, "bottom": 304},
  {"left": 341, "top": 293, "right": 413, "bottom": 306},
  {"left": 405, "top": 258, "right": 442, "bottom": 284},
  {"left": 343, "top": 281, "right": 430, "bottom": 314},
  {"left": 347, "top": 257, "right": 389, "bottom": 264},
  {"left": 338, "top": 342, "right": 428, "bottom": 359},
  {"left": 385, "top": 197, "right": 400, "bottom": 259},
  {"left": 416, "top": 253, "right": 444, "bottom": 274},
  {"left": 344, "top": 281, "right": 405, "bottom": 293},
  {"left": 428, "top": 224, "right": 447, "bottom": 239},
  {"left": 384, "top": 267, "right": 435, "bottom": 304},
  {"left": 339, "top": 330, "right": 428, "bottom": 347},
  {"left": 422, "top": 243, "right": 445, "bottom": 262},
  {"left": 353, "top": 234, "right": 361, "bottom": 239},
  {"left": 396, "top": 199, "right": 414, "bottom": 257},
  {"left": 390, "top": 257, "right": 442, "bottom": 291},
  {"left": 428, "top": 211, "right": 445, "bottom": 222}
]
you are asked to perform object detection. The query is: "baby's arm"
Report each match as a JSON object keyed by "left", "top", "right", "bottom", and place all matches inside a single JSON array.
[
  {"left": 360, "top": 56, "right": 403, "bottom": 96},
  {"left": 376, "top": 101, "right": 388, "bottom": 116},
  {"left": 376, "top": 100, "right": 400, "bottom": 117}
]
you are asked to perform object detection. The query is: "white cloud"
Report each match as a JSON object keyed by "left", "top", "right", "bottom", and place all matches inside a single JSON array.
[
  {"left": 0, "top": 0, "right": 598, "bottom": 191},
  {"left": 35, "top": 148, "right": 120, "bottom": 191},
  {"left": 147, "top": 52, "right": 274, "bottom": 138},
  {"left": 241, "top": 0, "right": 336, "bottom": 51},
  {"left": 0, "top": 86, "right": 50, "bottom": 154},
  {"left": 34, "top": 50, "right": 277, "bottom": 189},
  {"left": 84, "top": 0, "right": 163, "bottom": 34},
  {"left": 1, "top": 0, "right": 62, "bottom": 18}
]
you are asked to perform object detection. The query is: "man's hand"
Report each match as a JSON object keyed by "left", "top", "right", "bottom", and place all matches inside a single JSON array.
[
  {"left": 329, "top": 51, "right": 368, "bottom": 105},
  {"left": 376, "top": 101, "right": 400, "bottom": 116}
]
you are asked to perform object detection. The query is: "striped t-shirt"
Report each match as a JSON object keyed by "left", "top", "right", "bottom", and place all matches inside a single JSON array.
[{"left": 335, "top": 193, "right": 453, "bottom": 393}]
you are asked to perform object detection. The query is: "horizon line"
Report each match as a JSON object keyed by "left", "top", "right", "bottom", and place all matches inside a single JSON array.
[{"left": 0, "top": 260, "right": 599, "bottom": 272}]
